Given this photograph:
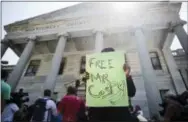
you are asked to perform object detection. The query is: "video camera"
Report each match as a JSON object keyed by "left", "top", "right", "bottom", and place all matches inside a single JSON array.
[{"left": 8, "top": 88, "right": 30, "bottom": 107}]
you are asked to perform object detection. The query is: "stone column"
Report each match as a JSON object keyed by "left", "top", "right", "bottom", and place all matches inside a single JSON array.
[
  {"left": 94, "top": 31, "right": 104, "bottom": 52},
  {"left": 162, "top": 32, "right": 187, "bottom": 94},
  {"left": 44, "top": 34, "right": 67, "bottom": 91},
  {"left": 134, "top": 28, "right": 161, "bottom": 118},
  {"left": 1, "top": 39, "right": 9, "bottom": 58},
  {"left": 7, "top": 37, "right": 37, "bottom": 91},
  {"left": 171, "top": 20, "right": 188, "bottom": 55}
]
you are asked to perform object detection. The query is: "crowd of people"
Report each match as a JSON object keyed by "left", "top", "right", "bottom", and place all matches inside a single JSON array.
[
  {"left": 1, "top": 47, "right": 188, "bottom": 122},
  {"left": 159, "top": 90, "right": 188, "bottom": 122}
]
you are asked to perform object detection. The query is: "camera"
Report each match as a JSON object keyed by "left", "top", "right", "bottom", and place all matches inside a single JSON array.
[{"left": 9, "top": 88, "right": 30, "bottom": 107}]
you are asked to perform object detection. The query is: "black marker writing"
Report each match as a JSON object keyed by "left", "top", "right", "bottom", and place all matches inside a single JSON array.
[
  {"left": 88, "top": 85, "right": 105, "bottom": 98},
  {"left": 108, "top": 59, "right": 114, "bottom": 69},
  {"left": 89, "top": 58, "right": 96, "bottom": 68},
  {"left": 88, "top": 58, "right": 114, "bottom": 69}
]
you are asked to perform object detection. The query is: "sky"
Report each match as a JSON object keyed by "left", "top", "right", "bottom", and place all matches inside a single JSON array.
[{"left": 1, "top": 2, "right": 188, "bottom": 65}]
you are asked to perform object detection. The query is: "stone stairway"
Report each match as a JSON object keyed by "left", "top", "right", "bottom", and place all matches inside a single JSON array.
[{"left": 77, "top": 82, "right": 86, "bottom": 100}]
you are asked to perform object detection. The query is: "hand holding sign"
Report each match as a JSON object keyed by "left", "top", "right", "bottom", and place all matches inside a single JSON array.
[
  {"left": 123, "top": 63, "right": 131, "bottom": 77},
  {"left": 86, "top": 52, "right": 129, "bottom": 107},
  {"left": 82, "top": 72, "right": 89, "bottom": 82}
]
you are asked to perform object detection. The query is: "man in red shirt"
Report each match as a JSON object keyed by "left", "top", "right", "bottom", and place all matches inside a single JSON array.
[{"left": 58, "top": 86, "right": 86, "bottom": 122}]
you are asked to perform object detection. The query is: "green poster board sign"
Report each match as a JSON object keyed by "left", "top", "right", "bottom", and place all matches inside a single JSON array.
[{"left": 86, "top": 52, "right": 129, "bottom": 107}]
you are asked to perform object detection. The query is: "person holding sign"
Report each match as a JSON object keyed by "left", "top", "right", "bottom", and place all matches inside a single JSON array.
[{"left": 85, "top": 47, "right": 137, "bottom": 122}]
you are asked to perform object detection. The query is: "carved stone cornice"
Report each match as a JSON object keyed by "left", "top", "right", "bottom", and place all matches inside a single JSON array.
[
  {"left": 4, "top": 1, "right": 181, "bottom": 35},
  {"left": 5, "top": 11, "right": 181, "bottom": 41}
]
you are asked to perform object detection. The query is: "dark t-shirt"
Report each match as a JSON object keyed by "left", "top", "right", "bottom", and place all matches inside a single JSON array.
[{"left": 88, "top": 75, "right": 137, "bottom": 122}]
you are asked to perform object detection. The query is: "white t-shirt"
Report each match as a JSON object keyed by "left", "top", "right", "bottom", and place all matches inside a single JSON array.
[
  {"left": 1, "top": 103, "right": 19, "bottom": 122},
  {"left": 43, "top": 97, "right": 57, "bottom": 122}
]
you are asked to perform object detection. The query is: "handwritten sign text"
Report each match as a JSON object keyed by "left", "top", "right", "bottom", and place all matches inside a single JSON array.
[{"left": 86, "top": 52, "right": 129, "bottom": 107}]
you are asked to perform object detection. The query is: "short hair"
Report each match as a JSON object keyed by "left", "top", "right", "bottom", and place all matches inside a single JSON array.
[
  {"left": 19, "top": 88, "right": 24, "bottom": 93},
  {"left": 101, "top": 47, "right": 115, "bottom": 53},
  {"left": 67, "top": 86, "right": 77, "bottom": 95},
  {"left": 1, "top": 69, "right": 8, "bottom": 80},
  {"left": 44, "top": 89, "right": 51, "bottom": 97},
  {"left": 123, "top": 64, "right": 131, "bottom": 71}
]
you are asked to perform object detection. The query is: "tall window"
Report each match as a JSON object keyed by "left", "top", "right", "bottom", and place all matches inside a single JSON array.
[
  {"left": 178, "top": 69, "right": 188, "bottom": 90},
  {"left": 80, "top": 56, "right": 86, "bottom": 74},
  {"left": 150, "top": 52, "right": 162, "bottom": 70},
  {"left": 58, "top": 57, "right": 67, "bottom": 75},
  {"left": 159, "top": 89, "right": 169, "bottom": 101},
  {"left": 186, "top": 69, "right": 188, "bottom": 78},
  {"left": 25, "top": 60, "right": 41, "bottom": 76}
]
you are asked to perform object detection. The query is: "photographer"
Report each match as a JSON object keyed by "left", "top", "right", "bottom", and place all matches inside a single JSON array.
[{"left": 12, "top": 88, "right": 29, "bottom": 108}]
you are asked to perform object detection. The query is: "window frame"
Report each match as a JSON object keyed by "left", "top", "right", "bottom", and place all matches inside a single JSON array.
[
  {"left": 150, "top": 52, "right": 162, "bottom": 70},
  {"left": 25, "top": 60, "right": 41, "bottom": 76},
  {"left": 178, "top": 69, "right": 188, "bottom": 90},
  {"left": 159, "top": 89, "right": 169, "bottom": 101},
  {"left": 80, "top": 56, "right": 86, "bottom": 74},
  {"left": 58, "top": 57, "right": 67, "bottom": 75}
]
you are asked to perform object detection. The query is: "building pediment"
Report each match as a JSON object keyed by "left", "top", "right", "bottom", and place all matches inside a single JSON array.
[{"left": 4, "top": 2, "right": 182, "bottom": 39}]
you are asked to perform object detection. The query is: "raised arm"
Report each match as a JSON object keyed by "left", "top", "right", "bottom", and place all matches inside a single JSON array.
[{"left": 123, "top": 64, "right": 136, "bottom": 97}]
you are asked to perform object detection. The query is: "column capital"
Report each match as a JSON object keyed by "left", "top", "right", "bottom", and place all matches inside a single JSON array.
[
  {"left": 57, "top": 32, "right": 69, "bottom": 38},
  {"left": 168, "top": 20, "right": 187, "bottom": 32},
  {"left": 1, "top": 38, "right": 10, "bottom": 44},
  {"left": 25, "top": 36, "right": 39, "bottom": 42},
  {"left": 92, "top": 28, "right": 106, "bottom": 34}
]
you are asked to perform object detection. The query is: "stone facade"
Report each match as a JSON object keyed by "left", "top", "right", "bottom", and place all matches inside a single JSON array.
[
  {"left": 172, "top": 49, "right": 188, "bottom": 89},
  {"left": 3, "top": 48, "right": 187, "bottom": 118},
  {"left": 2, "top": 2, "right": 188, "bottom": 118}
]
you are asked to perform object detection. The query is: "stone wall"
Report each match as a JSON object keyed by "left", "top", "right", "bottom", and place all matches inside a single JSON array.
[
  {"left": 125, "top": 49, "right": 175, "bottom": 118},
  {"left": 16, "top": 51, "right": 93, "bottom": 102},
  {"left": 15, "top": 41, "right": 177, "bottom": 117},
  {"left": 173, "top": 49, "right": 188, "bottom": 89}
]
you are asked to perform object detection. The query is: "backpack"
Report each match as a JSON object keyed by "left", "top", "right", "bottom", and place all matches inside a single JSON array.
[{"left": 31, "top": 98, "right": 48, "bottom": 122}]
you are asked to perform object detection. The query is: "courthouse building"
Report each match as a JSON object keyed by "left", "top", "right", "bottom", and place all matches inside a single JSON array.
[{"left": 1, "top": 2, "right": 188, "bottom": 118}]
